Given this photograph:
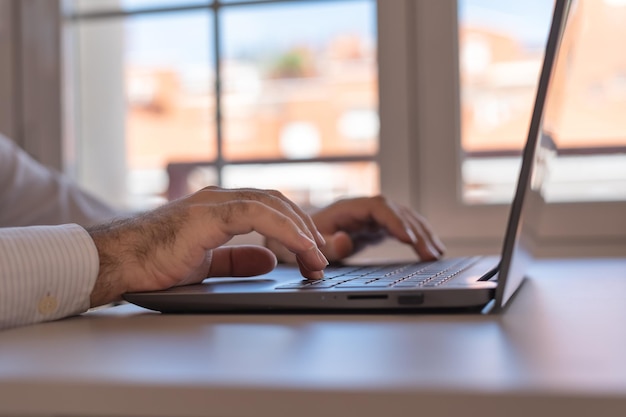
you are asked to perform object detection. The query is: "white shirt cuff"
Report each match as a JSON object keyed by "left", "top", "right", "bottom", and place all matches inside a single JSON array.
[{"left": 0, "top": 224, "right": 99, "bottom": 330}]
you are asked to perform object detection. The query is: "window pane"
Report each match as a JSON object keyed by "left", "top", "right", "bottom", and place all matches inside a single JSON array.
[
  {"left": 71, "top": 11, "right": 215, "bottom": 210},
  {"left": 163, "top": 161, "right": 378, "bottom": 209},
  {"left": 458, "top": 0, "right": 552, "bottom": 204},
  {"left": 540, "top": 0, "right": 626, "bottom": 202},
  {"left": 459, "top": 0, "right": 626, "bottom": 204},
  {"left": 166, "top": 163, "right": 218, "bottom": 201},
  {"left": 223, "top": 162, "right": 379, "bottom": 209},
  {"left": 220, "top": 1, "right": 378, "bottom": 161}
]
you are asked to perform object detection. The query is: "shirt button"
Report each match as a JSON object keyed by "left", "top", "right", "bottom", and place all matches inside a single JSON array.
[{"left": 38, "top": 295, "right": 59, "bottom": 315}]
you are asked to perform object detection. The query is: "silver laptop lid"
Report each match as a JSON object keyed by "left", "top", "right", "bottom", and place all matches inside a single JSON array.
[{"left": 494, "top": 0, "right": 573, "bottom": 310}]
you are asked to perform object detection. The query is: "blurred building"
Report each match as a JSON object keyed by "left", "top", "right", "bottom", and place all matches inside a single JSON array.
[
  {"left": 461, "top": 0, "right": 626, "bottom": 154},
  {"left": 123, "top": 0, "right": 626, "bottom": 201},
  {"left": 125, "top": 33, "right": 377, "bottom": 171}
]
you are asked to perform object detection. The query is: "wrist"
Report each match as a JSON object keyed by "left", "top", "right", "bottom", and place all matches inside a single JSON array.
[{"left": 87, "top": 221, "right": 129, "bottom": 307}]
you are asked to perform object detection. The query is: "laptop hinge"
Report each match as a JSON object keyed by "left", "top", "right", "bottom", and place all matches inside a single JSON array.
[{"left": 478, "top": 263, "right": 500, "bottom": 282}]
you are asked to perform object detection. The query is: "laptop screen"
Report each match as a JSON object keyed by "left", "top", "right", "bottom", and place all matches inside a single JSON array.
[{"left": 494, "top": 0, "right": 573, "bottom": 309}]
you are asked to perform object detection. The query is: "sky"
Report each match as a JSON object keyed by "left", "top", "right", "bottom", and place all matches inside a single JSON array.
[
  {"left": 120, "top": 0, "right": 376, "bottom": 68},
  {"left": 459, "top": 0, "right": 554, "bottom": 47},
  {"left": 78, "top": 1, "right": 554, "bottom": 76}
]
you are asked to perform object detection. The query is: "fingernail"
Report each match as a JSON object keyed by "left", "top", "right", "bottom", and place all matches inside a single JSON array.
[
  {"left": 405, "top": 226, "right": 418, "bottom": 245},
  {"left": 315, "top": 248, "right": 329, "bottom": 267},
  {"left": 309, "top": 270, "right": 324, "bottom": 280},
  {"left": 435, "top": 237, "right": 446, "bottom": 253},
  {"left": 428, "top": 243, "right": 441, "bottom": 259}
]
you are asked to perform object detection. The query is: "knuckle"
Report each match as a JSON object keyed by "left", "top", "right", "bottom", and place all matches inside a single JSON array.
[
  {"left": 200, "top": 185, "right": 221, "bottom": 192},
  {"left": 233, "top": 189, "right": 254, "bottom": 201},
  {"left": 260, "top": 190, "right": 295, "bottom": 213},
  {"left": 230, "top": 200, "right": 255, "bottom": 215},
  {"left": 193, "top": 186, "right": 222, "bottom": 200},
  {"left": 210, "top": 200, "right": 252, "bottom": 224},
  {"left": 233, "top": 188, "right": 283, "bottom": 205},
  {"left": 265, "top": 189, "right": 285, "bottom": 199},
  {"left": 261, "top": 189, "right": 289, "bottom": 207},
  {"left": 371, "top": 194, "right": 390, "bottom": 207}
]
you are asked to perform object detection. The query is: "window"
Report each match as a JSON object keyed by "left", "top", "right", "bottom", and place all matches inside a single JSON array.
[
  {"left": 459, "top": 0, "right": 626, "bottom": 205},
  {"left": 459, "top": 0, "right": 553, "bottom": 204},
  {"left": 410, "top": 0, "right": 626, "bottom": 257},
  {"left": 65, "top": 0, "right": 378, "bottom": 211},
  {"left": 57, "top": 0, "right": 625, "bottom": 257}
]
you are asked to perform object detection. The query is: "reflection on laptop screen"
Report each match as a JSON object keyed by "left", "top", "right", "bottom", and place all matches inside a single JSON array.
[{"left": 495, "top": 0, "right": 573, "bottom": 309}]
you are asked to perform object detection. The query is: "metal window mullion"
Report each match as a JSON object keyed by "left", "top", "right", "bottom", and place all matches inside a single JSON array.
[
  {"left": 212, "top": 2, "right": 225, "bottom": 186},
  {"left": 68, "top": 0, "right": 363, "bottom": 21},
  {"left": 68, "top": 4, "right": 211, "bottom": 21}
]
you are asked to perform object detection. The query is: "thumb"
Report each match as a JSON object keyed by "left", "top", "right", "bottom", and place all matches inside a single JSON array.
[
  {"left": 321, "top": 231, "right": 355, "bottom": 262},
  {"left": 208, "top": 245, "right": 277, "bottom": 277}
]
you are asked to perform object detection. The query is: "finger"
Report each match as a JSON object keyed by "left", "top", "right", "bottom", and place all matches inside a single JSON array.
[
  {"left": 400, "top": 206, "right": 446, "bottom": 255},
  {"left": 329, "top": 197, "right": 438, "bottom": 261},
  {"left": 363, "top": 197, "right": 421, "bottom": 247},
  {"left": 315, "top": 196, "right": 410, "bottom": 241},
  {"left": 265, "top": 237, "right": 330, "bottom": 281},
  {"left": 320, "top": 231, "right": 354, "bottom": 262},
  {"left": 200, "top": 187, "right": 325, "bottom": 247},
  {"left": 296, "top": 256, "right": 325, "bottom": 280},
  {"left": 264, "top": 237, "right": 296, "bottom": 264},
  {"left": 208, "top": 245, "right": 277, "bottom": 277},
  {"left": 258, "top": 189, "right": 326, "bottom": 247},
  {"left": 398, "top": 206, "right": 441, "bottom": 261},
  {"left": 210, "top": 200, "right": 328, "bottom": 272}
]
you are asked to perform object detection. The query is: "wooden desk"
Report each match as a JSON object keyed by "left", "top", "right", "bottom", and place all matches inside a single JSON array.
[{"left": 1, "top": 258, "right": 625, "bottom": 417}]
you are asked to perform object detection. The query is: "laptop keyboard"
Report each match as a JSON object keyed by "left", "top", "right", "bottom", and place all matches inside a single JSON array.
[{"left": 275, "top": 256, "right": 480, "bottom": 290}]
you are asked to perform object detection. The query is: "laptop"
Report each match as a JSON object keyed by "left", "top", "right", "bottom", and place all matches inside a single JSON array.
[{"left": 124, "top": 0, "right": 572, "bottom": 315}]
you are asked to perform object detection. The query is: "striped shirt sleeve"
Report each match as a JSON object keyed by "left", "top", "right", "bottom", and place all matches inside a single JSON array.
[{"left": 0, "top": 224, "right": 99, "bottom": 330}]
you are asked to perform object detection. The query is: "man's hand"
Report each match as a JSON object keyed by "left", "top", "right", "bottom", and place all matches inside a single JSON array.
[
  {"left": 87, "top": 187, "right": 328, "bottom": 307},
  {"left": 266, "top": 196, "right": 445, "bottom": 264}
]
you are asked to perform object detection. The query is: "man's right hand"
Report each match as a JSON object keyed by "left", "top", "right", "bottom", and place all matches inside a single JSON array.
[{"left": 87, "top": 186, "right": 328, "bottom": 308}]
